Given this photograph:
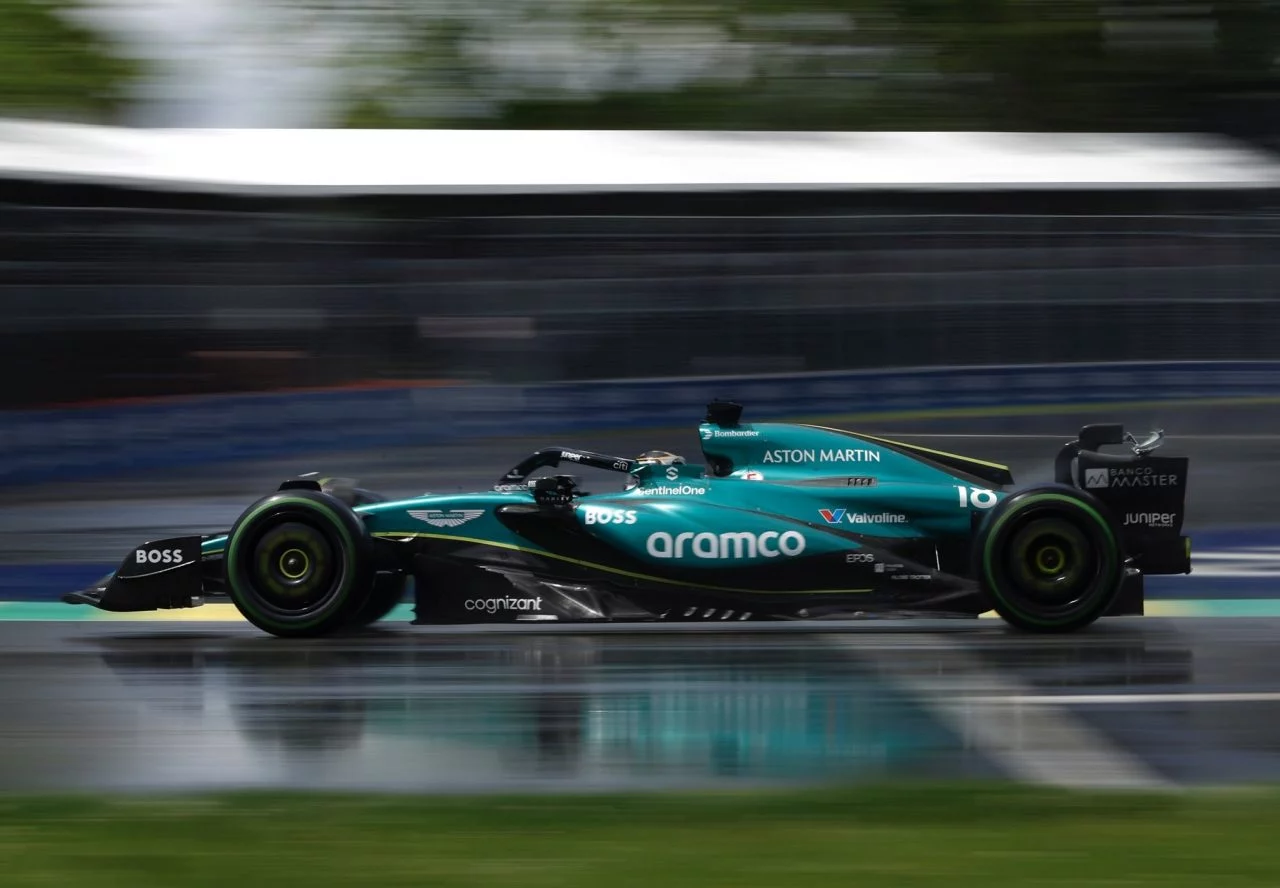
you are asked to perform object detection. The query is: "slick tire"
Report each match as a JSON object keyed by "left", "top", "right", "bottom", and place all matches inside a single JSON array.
[
  {"left": 974, "top": 484, "right": 1124, "bottom": 633},
  {"left": 223, "top": 490, "right": 374, "bottom": 638}
]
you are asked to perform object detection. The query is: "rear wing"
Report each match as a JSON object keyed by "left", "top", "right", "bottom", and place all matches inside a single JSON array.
[
  {"left": 1055, "top": 423, "right": 1191, "bottom": 575},
  {"left": 1054, "top": 423, "right": 1166, "bottom": 482}
]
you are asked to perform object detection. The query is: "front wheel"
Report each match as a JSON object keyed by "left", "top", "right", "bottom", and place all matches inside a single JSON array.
[
  {"left": 223, "top": 490, "right": 375, "bottom": 637},
  {"left": 974, "top": 484, "right": 1124, "bottom": 633}
]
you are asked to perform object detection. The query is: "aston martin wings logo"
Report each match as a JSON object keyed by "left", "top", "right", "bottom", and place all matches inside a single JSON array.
[{"left": 408, "top": 509, "right": 485, "bottom": 528}]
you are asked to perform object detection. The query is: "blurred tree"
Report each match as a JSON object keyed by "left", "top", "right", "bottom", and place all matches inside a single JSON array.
[
  {"left": 283, "top": 0, "right": 1280, "bottom": 134},
  {"left": 0, "top": 0, "right": 137, "bottom": 120},
  {"left": 879, "top": 0, "right": 1280, "bottom": 130}
]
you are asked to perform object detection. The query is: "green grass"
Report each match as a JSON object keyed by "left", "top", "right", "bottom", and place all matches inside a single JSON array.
[{"left": 3, "top": 783, "right": 1280, "bottom": 886}]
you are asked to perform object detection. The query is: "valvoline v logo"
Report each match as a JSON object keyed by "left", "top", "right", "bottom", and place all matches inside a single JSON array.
[{"left": 819, "top": 508, "right": 909, "bottom": 526}]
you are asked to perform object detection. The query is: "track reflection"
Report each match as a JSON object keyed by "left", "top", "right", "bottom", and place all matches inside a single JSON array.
[{"left": 0, "top": 622, "right": 1207, "bottom": 792}]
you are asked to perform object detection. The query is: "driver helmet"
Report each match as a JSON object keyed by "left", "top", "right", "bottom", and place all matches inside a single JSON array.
[
  {"left": 626, "top": 450, "right": 685, "bottom": 489},
  {"left": 635, "top": 450, "right": 685, "bottom": 466}
]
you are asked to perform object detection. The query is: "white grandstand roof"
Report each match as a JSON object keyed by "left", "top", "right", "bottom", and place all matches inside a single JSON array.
[{"left": 0, "top": 120, "right": 1278, "bottom": 195}]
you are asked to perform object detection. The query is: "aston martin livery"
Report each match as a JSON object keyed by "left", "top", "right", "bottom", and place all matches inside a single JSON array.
[{"left": 64, "top": 402, "right": 1192, "bottom": 637}]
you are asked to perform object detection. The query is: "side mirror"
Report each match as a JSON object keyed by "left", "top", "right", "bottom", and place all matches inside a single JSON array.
[{"left": 533, "top": 475, "right": 578, "bottom": 510}]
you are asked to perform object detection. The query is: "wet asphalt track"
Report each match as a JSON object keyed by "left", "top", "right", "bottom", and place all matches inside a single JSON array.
[
  {"left": 0, "top": 617, "right": 1278, "bottom": 793},
  {"left": 2, "top": 402, "right": 1280, "bottom": 793}
]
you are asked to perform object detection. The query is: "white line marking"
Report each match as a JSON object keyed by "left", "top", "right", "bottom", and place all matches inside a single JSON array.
[
  {"left": 1191, "top": 550, "right": 1280, "bottom": 561},
  {"left": 1184, "top": 571, "right": 1280, "bottom": 579},
  {"left": 1179, "top": 548, "right": 1280, "bottom": 577},
  {"left": 965, "top": 692, "right": 1280, "bottom": 705},
  {"left": 822, "top": 633, "right": 1175, "bottom": 790},
  {"left": 861, "top": 434, "right": 1280, "bottom": 440}
]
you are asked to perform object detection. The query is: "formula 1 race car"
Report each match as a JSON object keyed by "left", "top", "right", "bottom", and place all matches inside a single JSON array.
[{"left": 64, "top": 401, "right": 1192, "bottom": 637}]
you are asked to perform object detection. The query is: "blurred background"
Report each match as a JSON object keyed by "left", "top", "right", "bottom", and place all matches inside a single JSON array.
[
  {"left": 5, "top": 0, "right": 1280, "bottom": 404},
  {"left": 4, "top": 1, "right": 1280, "bottom": 508},
  {"left": 11, "top": 0, "right": 1280, "bottom": 133},
  {"left": 6, "top": 0, "right": 1280, "bottom": 403},
  {"left": 5, "top": 0, "right": 1280, "bottom": 810}
]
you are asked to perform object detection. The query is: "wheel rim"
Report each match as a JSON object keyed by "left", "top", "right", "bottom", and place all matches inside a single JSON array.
[
  {"left": 278, "top": 548, "right": 310, "bottom": 580},
  {"left": 1003, "top": 516, "right": 1098, "bottom": 612},
  {"left": 247, "top": 520, "right": 340, "bottom": 615}
]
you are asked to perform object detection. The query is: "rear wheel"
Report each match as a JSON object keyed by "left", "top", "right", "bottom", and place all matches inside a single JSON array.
[
  {"left": 975, "top": 485, "right": 1123, "bottom": 632},
  {"left": 223, "top": 490, "right": 374, "bottom": 637}
]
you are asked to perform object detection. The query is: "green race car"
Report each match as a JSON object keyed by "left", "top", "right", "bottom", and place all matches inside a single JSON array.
[{"left": 64, "top": 401, "right": 1192, "bottom": 637}]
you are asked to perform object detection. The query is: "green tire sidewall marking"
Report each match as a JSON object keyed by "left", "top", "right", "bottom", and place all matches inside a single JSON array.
[
  {"left": 981, "top": 493, "right": 1119, "bottom": 628},
  {"left": 225, "top": 496, "right": 359, "bottom": 630}
]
